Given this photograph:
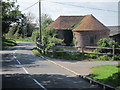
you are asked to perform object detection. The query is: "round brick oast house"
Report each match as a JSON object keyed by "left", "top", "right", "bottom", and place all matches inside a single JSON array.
[
  {"left": 47, "top": 16, "right": 84, "bottom": 46},
  {"left": 73, "top": 15, "right": 110, "bottom": 47}
]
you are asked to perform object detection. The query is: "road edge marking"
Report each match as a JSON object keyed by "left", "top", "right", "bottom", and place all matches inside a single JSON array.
[{"left": 40, "top": 56, "right": 79, "bottom": 76}]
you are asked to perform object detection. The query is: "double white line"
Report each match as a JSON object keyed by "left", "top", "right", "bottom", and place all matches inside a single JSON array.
[{"left": 13, "top": 50, "right": 47, "bottom": 90}]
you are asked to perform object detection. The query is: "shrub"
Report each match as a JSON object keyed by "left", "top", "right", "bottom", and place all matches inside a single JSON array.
[
  {"left": 32, "top": 29, "right": 40, "bottom": 42},
  {"left": 42, "top": 27, "right": 63, "bottom": 52},
  {"left": 96, "top": 38, "right": 120, "bottom": 54},
  {"left": 97, "top": 55, "right": 111, "bottom": 61}
]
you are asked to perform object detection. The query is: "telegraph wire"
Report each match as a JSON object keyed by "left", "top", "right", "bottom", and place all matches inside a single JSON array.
[
  {"left": 46, "top": 1, "right": 118, "bottom": 13},
  {"left": 22, "top": 1, "right": 39, "bottom": 11},
  {"left": 21, "top": 0, "right": 118, "bottom": 13}
]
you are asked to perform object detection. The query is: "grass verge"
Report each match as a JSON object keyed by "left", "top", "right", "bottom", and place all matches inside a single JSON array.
[
  {"left": 15, "top": 38, "right": 34, "bottom": 42},
  {"left": 2, "top": 39, "right": 17, "bottom": 49},
  {"left": 32, "top": 46, "right": 120, "bottom": 61},
  {"left": 32, "top": 47, "right": 42, "bottom": 56},
  {"left": 87, "top": 64, "right": 120, "bottom": 89}
]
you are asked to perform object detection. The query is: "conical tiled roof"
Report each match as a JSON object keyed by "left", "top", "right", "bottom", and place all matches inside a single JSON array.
[
  {"left": 73, "top": 15, "right": 110, "bottom": 31},
  {"left": 47, "top": 16, "right": 84, "bottom": 30}
]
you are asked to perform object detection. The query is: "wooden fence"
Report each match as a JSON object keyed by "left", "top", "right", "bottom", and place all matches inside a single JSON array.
[{"left": 36, "top": 42, "right": 120, "bottom": 58}]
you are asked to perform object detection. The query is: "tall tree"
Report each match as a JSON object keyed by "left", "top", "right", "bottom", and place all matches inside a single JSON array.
[
  {"left": 41, "top": 13, "right": 53, "bottom": 29},
  {"left": 2, "top": 1, "right": 22, "bottom": 34}
]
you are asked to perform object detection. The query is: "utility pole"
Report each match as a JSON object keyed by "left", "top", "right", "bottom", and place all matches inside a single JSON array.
[{"left": 39, "top": 0, "right": 42, "bottom": 44}]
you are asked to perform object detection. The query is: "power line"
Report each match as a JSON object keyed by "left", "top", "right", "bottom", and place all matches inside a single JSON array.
[
  {"left": 47, "top": 1, "right": 118, "bottom": 13},
  {"left": 22, "top": 1, "right": 39, "bottom": 11}
]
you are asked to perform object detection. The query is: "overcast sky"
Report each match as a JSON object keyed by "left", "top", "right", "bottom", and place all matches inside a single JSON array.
[{"left": 16, "top": 0, "right": 119, "bottom": 26}]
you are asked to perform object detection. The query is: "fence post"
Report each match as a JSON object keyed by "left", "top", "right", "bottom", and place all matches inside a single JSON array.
[
  {"left": 81, "top": 46, "right": 84, "bottom": 59},
  {"left": 112, "top": 45, "right": 115, "bottom": 60}
]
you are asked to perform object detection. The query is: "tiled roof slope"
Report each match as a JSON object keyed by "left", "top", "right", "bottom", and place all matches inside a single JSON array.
[
  {"left": 73, "top": 15, "right": 110, "bottom": 31},
  {"left": 107, "top": 26, "right": 120, "bottom": 36},
  {"left": 48, "top": 16, "right": 84, "bottom": 30}
]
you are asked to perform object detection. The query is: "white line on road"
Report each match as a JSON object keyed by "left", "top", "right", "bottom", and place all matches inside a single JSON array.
[
  {"left": 13, "top": 50, "right": 47, "bottom": 90},
  {"left": 48, "top": 60, "right": 79, "bottom": 75},
  {"left": 40, "top": 55, "right": 79, "bottom": 76},
  {"left": 16, "top": 60, "right": 21, "bottom": 65},
  {"left": 22, "top": 67, "right": 29, "bottom": 74},
  {"left": 13, "top": 56, "right": 16, "bottom": 59},
  {"left": 33, "top": 78, "right": 47, "bottom": 90}
]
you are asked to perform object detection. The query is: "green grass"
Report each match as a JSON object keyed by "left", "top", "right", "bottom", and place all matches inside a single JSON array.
[
  {"left": 2, "top": 39, "right": 17, "bottom": 49},
  {"left": 32, "top": 47, "right": 41, "bottom": 56},
  {"left": 88, "top": 64, "right": 120, "bottom": 88},
  {"left": 15, "top": 38, "right": 34, "bottom": 42}
]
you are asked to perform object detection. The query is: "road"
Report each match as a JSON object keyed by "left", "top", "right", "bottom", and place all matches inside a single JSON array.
[{"left": 1, "top": 41, "right": 102, "bottom": 90}]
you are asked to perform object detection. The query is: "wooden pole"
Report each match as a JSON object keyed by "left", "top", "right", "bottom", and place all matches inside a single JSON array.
[
  {"left": 39, "top": 0, "right": 42, "bottom": 44},
  {"left": 81, "top": 46, "right": 84, "bottom": 59},
  {"left": 112, "top": 45, "right": 115, "bottom": 60}
]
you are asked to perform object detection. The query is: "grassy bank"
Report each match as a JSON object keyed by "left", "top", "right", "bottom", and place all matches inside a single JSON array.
[
  {"left": 32, "top": 47, "right": 86, "bottom": 60},
  {"left": 32, "top": 47, "right": 41, "bottom": 56},
  {"left": 87, "top": 64, "right": 120, "bottom": 89},
  {"left": 15, "top": 38, "right": 34, "bottom": 42},
  {"left": 2, "top": 39, "right": 17, "bottom": 49}
]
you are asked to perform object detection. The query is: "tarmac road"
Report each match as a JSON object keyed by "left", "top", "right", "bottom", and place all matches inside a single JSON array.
[{"left": 1, "top": 41, "right": 102, "bottom": 90}]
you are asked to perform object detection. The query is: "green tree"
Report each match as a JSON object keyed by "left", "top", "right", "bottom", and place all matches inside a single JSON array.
[
  {"left": 42, "top": 27, "right": 63, "bottom": 52},
  {"left": 7, "top": 13, "right": 36, "bottom": 39},
  {"left": 2, "top": 1, "right": 22, "bottom": 34},
  {"left": 41, "top": 13, "right": 53, "bottom": 29},
  {"left": 34, "top": 13, "right": 53, "bottom": 42}
]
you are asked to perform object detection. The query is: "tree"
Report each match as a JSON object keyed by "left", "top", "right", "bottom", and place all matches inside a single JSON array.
[
  {"left": 42, "top": 27, "right": 63, "bottom": 52},
  {"left": 7, "top": 13, "right": 36, "bottom": 39},
  {"left": 41, "top": 13, "right": 53, "bottom": 29},
  {"left": 2, "top": 1, "right": 22, "bottom": 34},
  {"left": 34, "top": 13, "right": 53, "bottom": 42}
]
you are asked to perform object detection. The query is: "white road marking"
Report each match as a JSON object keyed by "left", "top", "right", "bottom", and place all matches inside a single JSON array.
[
  {"left": 40, "top": 55, "right": 79, "bottom": 75},
  {"left": 47, "top": 60, "right": 79, "bottom": 75},
  {"left": 13, "top": 50, "right": 17, "bottom": 54},
  {"left": 13, "top": 50, "right": 47, "bottom": 90},
  {"left": 33, "top": 78, "right": 47, "bottom": 90},
  {"left": 13, "top": 56, "right": 16, "bottom": 59},
  {"left": 22, "top": 67, "right": 29, "bottom": 74},
  {"left": 16, "top": 60, "right": 21, "bottom": 65}
]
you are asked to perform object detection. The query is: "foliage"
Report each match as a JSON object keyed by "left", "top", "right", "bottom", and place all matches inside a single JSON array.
[
  {"left": 71, "top": 21, "right": 82, "bottom": 29},
  {"left": 42, "top": 27, "right": 63, "bottom": 52},
  {"left": 41, "top": 13, "right": 53, "bottom": 29},
  {"left": 32, "top": 30, "right": 40, "bottom": 42},
  {"left": 96, "top": 38, "right": 120, "bottom": 54},
  {"left": 32, "top": 47, "right": 41, "bottom": 56},
  {"left": 15, "top": 38, "right": 34, "bottom": 42},
  {"left": 6, "top": 13, "right": 36, "bottom": 39},
  {"left": 2, "top": 39, "right": 17, "bottom": 49},
  {"left": 97, "top": 55, "right": 111, "bottom": 61},
  {"left": 2, "top": 1, "right": 22, "bottom": 34},
  {"left": 88, "top": 64, "right": 120, "bottom": 88}
]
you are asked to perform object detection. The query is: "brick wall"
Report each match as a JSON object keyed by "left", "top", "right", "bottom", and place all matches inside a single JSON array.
[{"left": 73, "top": 30, "right": 109, "bottom": 47}]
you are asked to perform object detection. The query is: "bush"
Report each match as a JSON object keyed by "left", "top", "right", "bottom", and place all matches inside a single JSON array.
[
  {"left": 97, "top": 55, "right": 111, "bottom": 61},
  {"left": 96, "top": 38, "right": 120, "bottom": 54},
  {"left": 42, "top": 27, "right": 63, "bottom": 52},
  {"left": 32, "top": 29, "right": 40, "bottom": 42},
  {"left": 2, "top": 39, "right": 17, "bottom": 49}
]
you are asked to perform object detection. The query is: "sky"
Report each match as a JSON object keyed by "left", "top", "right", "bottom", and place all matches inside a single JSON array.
[{"left": 16, "top": 0, "right": 119, "bottom": 26}]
